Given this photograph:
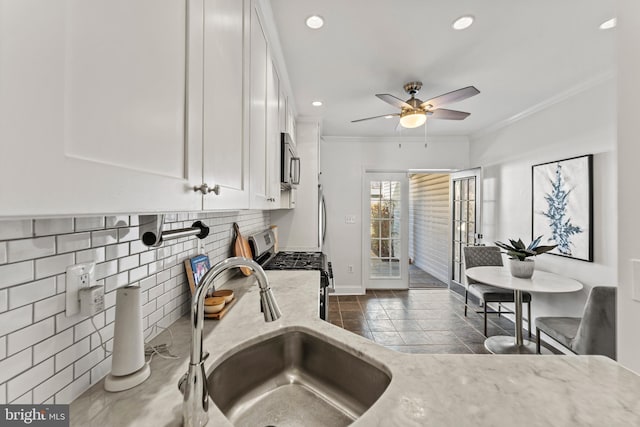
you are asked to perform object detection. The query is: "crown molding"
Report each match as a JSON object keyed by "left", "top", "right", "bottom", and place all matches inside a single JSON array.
[{"left": 471, "top": 70, "right": 615, "bottom": 140}]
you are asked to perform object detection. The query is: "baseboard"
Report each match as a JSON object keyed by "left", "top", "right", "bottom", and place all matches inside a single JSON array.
[{"left": 330, "top": 287, "right": 364, "bottom": 296}]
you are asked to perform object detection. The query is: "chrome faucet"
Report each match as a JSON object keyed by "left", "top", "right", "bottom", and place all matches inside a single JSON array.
[{"left": 180, "top": 257, "right": 281, "bottom": 427}]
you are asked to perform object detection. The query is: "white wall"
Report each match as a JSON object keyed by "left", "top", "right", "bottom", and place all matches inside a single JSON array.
[
  {"left": 409, "top": 173, "right": 450, "bottom": 282},
  {"left": 470, "top": 79, "right": 617, "bottom": 334},
  {"left": 321, "top": 136, "right": 469, "bottom": 294},
  {"left": 617, "top": 0, "right": 640, "bottom": 373},
  {"left": 272, "top": 121, "right": 319, "bottom": 251}
]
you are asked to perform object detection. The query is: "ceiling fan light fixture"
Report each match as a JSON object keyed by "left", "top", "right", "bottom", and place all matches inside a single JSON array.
[
  {"left": 399, "top": 110, "right": 427, "bottom": 128},
  {"left": 305, "top": 15, "right": 324, "bottom": 29},
  {"left": 452, "top": 15, "right": 474, "bottom": 30},
  {"left": 599, "top": 18, "right": 616, "bottom": 30}
]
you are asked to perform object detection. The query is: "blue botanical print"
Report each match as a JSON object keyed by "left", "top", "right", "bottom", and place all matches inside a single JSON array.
[{"left": 543, "top": 164, "right": 582, "bottom": 255}]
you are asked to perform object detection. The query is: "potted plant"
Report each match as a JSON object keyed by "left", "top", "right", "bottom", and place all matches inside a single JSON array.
[{"left": 494, "top": 236, "right": 557, "bottom": 278}]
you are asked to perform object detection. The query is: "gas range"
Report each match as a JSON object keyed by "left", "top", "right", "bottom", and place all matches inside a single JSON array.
[
  {"left": 248, "top": 229, "right": 333, "bottom": 320},
  {"left": 263, "top": 251, "right": 325, "bottom": 271}
]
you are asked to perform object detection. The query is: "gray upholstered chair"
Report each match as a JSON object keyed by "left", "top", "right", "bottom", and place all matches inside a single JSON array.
[
  {"left": 535, "top": 286, "right": 616, "bottom": 359},
  {"left": 463, "top": 245, "right": 532, "bottom": 337}
]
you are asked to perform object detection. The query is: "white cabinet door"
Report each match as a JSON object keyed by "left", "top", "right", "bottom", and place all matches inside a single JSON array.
[
  {"left": 248, "top": 3, "right": 269, "bottom": 209},
  {"left": 266, "top": 58, "right": 281, "bottom": 207},
  {"left": 202, "top": 0, "right": 249, "bottom": 210},
  {"left": 0, "top": 0, "right": 203, "bottom": 216}
]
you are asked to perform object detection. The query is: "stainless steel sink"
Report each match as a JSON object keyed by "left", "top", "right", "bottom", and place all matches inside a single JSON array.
[{"left": 207, "top": 328, "right": 391, "bottom": 427}]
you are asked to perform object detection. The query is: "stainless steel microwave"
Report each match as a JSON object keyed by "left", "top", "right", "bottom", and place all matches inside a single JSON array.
[{"left": 281, "top": 133, "right": 300, "bottom": 189}]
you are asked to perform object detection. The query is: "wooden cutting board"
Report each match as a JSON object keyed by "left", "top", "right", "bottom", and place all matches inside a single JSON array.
[{"left": 233, "top": 222, "right": 253, "bottom": 276}]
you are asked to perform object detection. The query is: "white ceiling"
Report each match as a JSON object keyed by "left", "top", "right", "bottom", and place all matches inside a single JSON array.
[{"left": 268, "top": 0, "right": 615, "bottom": 138}]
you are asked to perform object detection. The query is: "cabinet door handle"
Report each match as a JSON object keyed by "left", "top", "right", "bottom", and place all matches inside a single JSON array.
[{"left": 193, "top": 184, "right": 220, "bottom": 195}]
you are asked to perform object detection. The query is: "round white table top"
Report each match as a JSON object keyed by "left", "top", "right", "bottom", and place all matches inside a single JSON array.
[{"left": 466, "top": 266, "right": 583, "bottom": 293}]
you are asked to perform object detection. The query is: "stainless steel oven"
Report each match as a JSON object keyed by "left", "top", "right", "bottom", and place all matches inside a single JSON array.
[{"left": 248, "top": 228, "right": 333, "bottom": 320}]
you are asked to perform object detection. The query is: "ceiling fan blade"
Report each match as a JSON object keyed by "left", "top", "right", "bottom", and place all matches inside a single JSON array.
[
  {"left": 429, "top": 108, "right": 471, "bottom": 120},
  {"left": 376, "top": 94, "right": 413, "bottom": 110},
  {"left": 420, "top": 86, "right": 480, "bottom": 109},
  {"left": 351, "top": 113, "right": 399, "bottom": 123}
]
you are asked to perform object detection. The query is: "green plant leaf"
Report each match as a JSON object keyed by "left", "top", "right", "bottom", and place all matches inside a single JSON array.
[{"left": 528, "top": 235, "right": 542, "bottom": 250}]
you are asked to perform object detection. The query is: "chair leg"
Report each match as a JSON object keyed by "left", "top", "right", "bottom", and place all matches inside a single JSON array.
[
  {"left": 498, "top": 304, "right": 501, "bottom": 317},
  {"left": 536, "top": 328, "right": 541, "bottom": 354},
  {"left": 527, "top": 301, "right": 532, "bottom": 339},
  {"left": 484, "top": 303, "right": 488, "bottom": 337},
  {"left": 464, "top": 290, "right": 468, "bottom": 317}
]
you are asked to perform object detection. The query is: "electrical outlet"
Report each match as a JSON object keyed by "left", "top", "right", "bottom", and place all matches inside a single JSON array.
[
  {"left": 66, "top": 262, "right": 97, "bottom": 317},
  {"left": 348, "top": 265, "right": 354, "bottom": 273},
  {"left": 345, "top": 215, "right": 356, "bottom": 224}
]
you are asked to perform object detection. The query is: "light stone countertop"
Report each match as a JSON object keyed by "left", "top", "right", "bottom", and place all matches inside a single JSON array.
[{"left": 70, "top": 270, "right": 640, "bottom": 426}]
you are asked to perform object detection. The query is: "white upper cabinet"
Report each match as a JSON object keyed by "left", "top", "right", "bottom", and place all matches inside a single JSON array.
[
  {"left": 248, "top": 3, "right": 269, "bottom": 209},
  {"left": 248, "top": 2, "right": 281, "bottom": 209},
  {"left": 202, "top": 0, "right": 250, "bottom": 209},
  {"left": 0, "top": 0, "right": 203, "bottom": 216}
]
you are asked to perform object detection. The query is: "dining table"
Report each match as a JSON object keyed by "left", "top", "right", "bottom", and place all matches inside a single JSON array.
[{"left": 465, "top": 266, "right": 583, "bottom": 354}]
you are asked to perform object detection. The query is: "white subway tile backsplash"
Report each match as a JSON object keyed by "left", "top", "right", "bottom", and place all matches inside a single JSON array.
[
  {"left": 0, "top": 219, "right": 33, "bottom": 240},
  {"left": 33, "top": 329, "right": 73, "bottom": 365},
  {"left": 0, "top": 289, "right": 6, "bottom": 312},
  {"left": 7, "top": 357, "right": 54, "bottom": 402},
  {"left": 105, "top": 243, "right": 129, "bottom": 261},
  {"left": 74, "top": 217, "right": 105, "bottom": 232},
  {"left": 95, "top": 260, "right": 117, "bottom": 281},
  {"left": 8, "top": 237, "right": 56, "bottom": 262},
  {"left": 0, "top": 261, "right": 34, "bottom": 289},
  {"left": 74, "top": 315, "right": 105, "bottom": 342},
  {"left": 9, "top": 277, "right": 56, "bottom": 309},
  {"left": 139, "top": 250, "right": 156, "bottom": 265},
  {"left": 0, "top": 348, "right": 32, "bottom": 383},
  {"left": 55, "top": 338, "right": 90, "bottom": 372},
  {"left": 11, "top": 391, "right": 33, "bottom": 404},
  {"left": 0, "top": 305, "right": 32, "bottom": 336},
  {"left": 129, "top": 265, "right": 148, "bottom": 282},
  {"left": 75, "top": 247, "right": 106, "bottom": 264},
  {"left": 8, "top": 317, "right": 55, "bottom": 355},
  {"left": 0, "top": 210, "right": 270, "bottom": 407},
  {"left": 118, "top": 254, "right": 139, "bottom": 271},
  {"left": 57, "top": 232, "right": 91, "bottom": 253},
  {"left": 74, "top": 347, "right": 104, "bottom": 378},
  {"left": 105, "top": 272, "right": 128, "bottom": 292},
  {"left": 118, "top": 227, "right": 139, "bottom": 243},
  {"left": 35, "top": 253, "right": 74, "bottom": 280},
  {"left": 91, "top": 229, "right": 118, "bottom": 248},
  {"left": 105, "top": 215, "right": 129, "bottom": 228},
  {"left": 34, "top": 219, "right": 74, "bottom": 236},
  {"left": 33, "top": 365, "right": 73, "bottom": 404},
  {"left": 34, "top": 293, "right": 66, "bottom": 323},
  {"left": 55, "top": 372, "right": 89, "bottom": 404}
]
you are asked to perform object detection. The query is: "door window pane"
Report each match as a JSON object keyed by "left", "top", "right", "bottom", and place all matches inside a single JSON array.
[{"left": 370, "top": 179, "right": 402, "bottom": 279}]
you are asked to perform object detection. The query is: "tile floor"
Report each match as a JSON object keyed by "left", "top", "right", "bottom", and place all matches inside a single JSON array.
[
  {"left": 328, "top": 288, "right": 524, "bottom": 354},
  {"left": 409, "top": 264, "right": 448, "bottom": 289}
]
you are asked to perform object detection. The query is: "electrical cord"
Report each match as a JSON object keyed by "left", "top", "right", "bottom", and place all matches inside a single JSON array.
[
  {"left": 144, "top": 324, "right": 179, "bottom": 364},
  {"left": 90, "top": 315, "right": 112, "bottom": 356}
]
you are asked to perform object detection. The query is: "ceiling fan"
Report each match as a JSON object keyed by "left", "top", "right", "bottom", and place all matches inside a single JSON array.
[{"left": 352, "top": 82, "right": 480, "bottom": 129}]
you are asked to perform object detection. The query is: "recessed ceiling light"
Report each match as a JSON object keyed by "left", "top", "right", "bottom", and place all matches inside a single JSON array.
[
  {"left": 452, "top": 15, "right": 474, "bottom": 30},
  {"left": 311, "top": 101, "right": 323, "bottom": 107},
  {"left": 599, "top": 18, "right": 616, "bottom": 30},
  {"left": 306, "top": 15, "right": 324, "bottom": 30}
]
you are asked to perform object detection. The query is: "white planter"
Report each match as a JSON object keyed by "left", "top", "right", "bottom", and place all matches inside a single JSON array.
[{"left": 509, "top": 259, "right": 535, "bottom": 279}]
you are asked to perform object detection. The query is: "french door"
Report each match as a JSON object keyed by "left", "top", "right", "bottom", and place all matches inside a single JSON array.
[
  {"left": 450, "top": 168, "right": 482, "bottom": 288},
  {"left": 363, "top": 172, "right": 409, "bottom": 289}
]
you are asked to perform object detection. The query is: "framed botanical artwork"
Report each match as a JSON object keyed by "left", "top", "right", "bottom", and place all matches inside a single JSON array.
[
  {"left": 184, "top": 254, "right": 211, "bottom": 295},
  {"left": 532, "top": 154, "right": 593, "bottom": 262}
]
